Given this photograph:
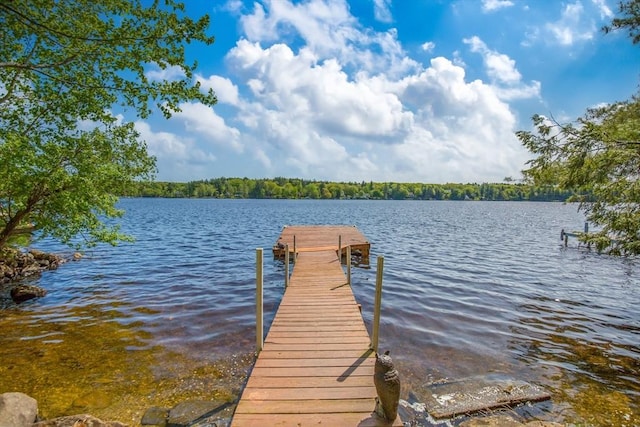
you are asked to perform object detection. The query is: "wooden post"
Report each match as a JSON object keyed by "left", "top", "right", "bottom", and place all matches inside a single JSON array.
[
  {"left": 346, "top": 245, "right": 351, "bottom": 286},
  {"left": 284, "top": 244, "right": 290, "bottom": 288},
  {"left": 372, "top": 255, "right": 384, "bottom": 352},
  {"left": 338, "top": 235, "right": 342, "bottom": 263},
  {"left": 256, "top": 248, "right": 263, "bottom": 353},
  {"left": 293, "top": 235, "right": 297, "bottom": 264}
]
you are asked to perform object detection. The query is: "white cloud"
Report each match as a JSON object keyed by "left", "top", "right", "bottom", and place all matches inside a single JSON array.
[
  {"left": 146, "top": 0, "right": 543, "bottom": 183},
  {"left": 374, "top": 0, "right": 393, "bottom": 23},
  {"left": 173, "top": 102, "right": 243, "bottom": 152},
  {"left": 135, "top": 121, "right": 217, "bottom": 181},
  {"left": 421, "top": 41, "right": 436, "bottom": 52},
  {"left": 238, "top": 0, "right": 417, "bottom": 78},
  {"left": 145, "top": 65, "right": 185, "bottom": 81},
  {"left": 482, "top": 0, "right": 514, "bottom": 12},
  {"left": 464, "top": 36, "right": 521, "bottom": 84},
  {"left": 545, "top": 2, "right": 595, "bottom": 46},
  {"left": 196, "top": 75, "right": 240, "bottom": 106},
  {"left": 220, "top": 30, "right": 531, "bottom": 182},
  {"left": 592, "top": 0, "right": 613, "bottom": 19},
  {"left": 388, "top": 57, "right": 527, "bottom": 182},
  {"left": 463, "top": 36, "right": 540, "bottom": 100}
]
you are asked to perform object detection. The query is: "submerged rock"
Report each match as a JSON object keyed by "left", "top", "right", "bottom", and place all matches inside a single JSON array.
[
  {"left": 10, "top": 284, "right": 47, "bottom": 303},
  {"left": 0, "top": 392, "right": 38, "bottom": 427},
  {"left": 167, "top": 399, "right": 230, "bottom": 427},
  {"left": 141, "top": 406, "right": 169, "bottom": 426},
  {"left": 33, "top": 414, "right": 128, "bottom": 427}
]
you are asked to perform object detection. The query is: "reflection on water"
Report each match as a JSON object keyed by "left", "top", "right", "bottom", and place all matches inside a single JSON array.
[{"left": 0, "top": 199, "right": 638, "bottom": 426}]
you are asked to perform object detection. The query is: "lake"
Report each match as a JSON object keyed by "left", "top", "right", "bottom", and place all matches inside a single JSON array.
[{"left": 0, "top": 199, "right": 638, "bottom": 425}]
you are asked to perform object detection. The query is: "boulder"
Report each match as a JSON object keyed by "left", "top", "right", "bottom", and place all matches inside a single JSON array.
[
  {"left": 167, "top": 400, "right": 229, "bottom": 427},
  {"left": 141, "top": 406, "right": 169, "bottom": 426},
  {"left": 0, "top": 392, "right": 38, "bottom": 427},
  {"left": 10, "top": 284, "right": 47, "bottom": 303},
  {"left": 32, "top": 414, "right": 128, "bottom": 427}
]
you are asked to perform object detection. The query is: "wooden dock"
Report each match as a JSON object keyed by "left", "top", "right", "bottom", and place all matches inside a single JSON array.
[
  {"left": 231, "top": 226, "right": 402, "bottom": 426},
  {"left": 272, "top": 225, "right": 370, "bottom": 260}
]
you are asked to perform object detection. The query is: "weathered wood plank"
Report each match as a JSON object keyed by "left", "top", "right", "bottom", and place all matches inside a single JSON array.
[
  {"left": 262, "top": 343, "right": 371, "bottom": 351},
  {"left": 245, "top": 375, "right": 374, "bottom": 389},
  {"left": 231, "top": 413, "right": 400, "bottom": 427},
  {"left": 249, "top": 365, "right": 373, "bottom": 377},
  {"left": 246, "top": 376, "right": 371, "bottom": 390},
  {"left": 258, "top": 349, "right": 374, "bottom": 359},
  {"left": 235, "top": 398, "right": 375, "bottom": 414},
  {"left": 254, "top": 357, "right": 375, "bottom": 368},
  {"left": 240, "top": 386, "right": 377, "bottom": 400}
]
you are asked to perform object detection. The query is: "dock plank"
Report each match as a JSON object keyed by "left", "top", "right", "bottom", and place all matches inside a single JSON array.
[{"left": 232, "top": 226, "right": 401, "bottom": 426}]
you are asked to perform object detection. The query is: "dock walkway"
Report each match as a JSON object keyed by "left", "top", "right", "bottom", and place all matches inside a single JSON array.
[{"left": 231, "top": 226, "right": 402, "bottom": 426}]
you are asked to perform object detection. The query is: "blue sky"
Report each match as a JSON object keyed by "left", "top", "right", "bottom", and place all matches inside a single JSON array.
[{"left": 136, "top": 0, "right": 639, "bottom": 183}]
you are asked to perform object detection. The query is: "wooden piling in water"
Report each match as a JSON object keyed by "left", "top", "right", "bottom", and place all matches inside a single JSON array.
[{"left": 256, "top": 248, "right": 263, "bottom": 353}]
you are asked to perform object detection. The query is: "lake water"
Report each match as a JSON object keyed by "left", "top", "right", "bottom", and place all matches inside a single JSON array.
[{"left": 1, "top": 199, "right": 638, "bottom": 426}]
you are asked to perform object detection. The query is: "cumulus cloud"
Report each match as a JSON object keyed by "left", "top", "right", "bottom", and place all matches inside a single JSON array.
[
  {"left": 142, "top": 0, "right": 539, "bottom": 183},
  {"left": 135, "top": 121, "right": 217, "bottom": 181},
  {"left": 421, "top": 41, "right": 436, "bottom": 52},
  {"left": 463, "top": 36, "right": 540, "bottom": 100},
  {"left": 196, "top": 75, "right": 240, "bottom": 106},
  {"left": 220, "top": 28, "right": 531, "bottom": 182},
  {"left": 482, "top": 0, "right": 514, "bottom": 12},
  {"left": 173, "top": 103, "right": 243, "bottom": 152},
  {"left": 238, "top": 0, "right": 417, "bottom": 78},
  {"left": 374, "top": 0, "right": 393, "bottom": 23},
  {"left": 545, "top": 2, "right": 595, "bottom": 46},
  {"left": 145, "top": 64, "right": 185, "bottom": 81},
  {"left": 464, "top": 36, "right": 521, "bottom": 84},
  {"left": 389, "top": 57, "right": 526, "bottom": 182},
  {"left": 591, "top": 0, "right": 613, "bottom": 19}
]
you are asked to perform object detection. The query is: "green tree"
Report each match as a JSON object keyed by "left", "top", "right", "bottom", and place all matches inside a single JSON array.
[
  {"left": 517, "top": 1, "right": 640, "bottom": 254},
  {"left": 517, "top": 101, "right": 640, "bottom": 255},
  {"left": 603, "top": 0, "right": 640, "bottom": 43},
  {"left": 0, "top": 0, "right": 216, "bottom": 249}
]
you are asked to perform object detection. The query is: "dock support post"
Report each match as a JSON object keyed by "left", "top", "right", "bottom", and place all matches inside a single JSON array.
[
  {"left": 338, "top": 235, "right": 342, "bottom": 262},
  {"left": 346, "top": 245, "right": 351, "bottom": 286},
  {"left": 256, "top": 248, "right": 263, "bottom": 353},
  {"left": 372, "top": 255, "right": 384, "bottom": 352},
  {"left": 284, "top": 244, "right": 290, "bottom": 288},
  {"left": 293, "top": 235, "right": 297, "bottom": 264}
]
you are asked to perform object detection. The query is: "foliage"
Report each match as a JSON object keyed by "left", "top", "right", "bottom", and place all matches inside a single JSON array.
[
  {"left": 0, "top": 0, "right": 216, "bottom": 249},
  {"left": 603, "top": 0, "right": 640, "bottom": 44},
  {"left": 517, "top": 99, "right": 640, "bottom": 255},
  {"left": 518, "top": 0, "right": 640, "bottom": 255},
  {"left": 123, "top": 177, "right": 576, "bottom": 202}
]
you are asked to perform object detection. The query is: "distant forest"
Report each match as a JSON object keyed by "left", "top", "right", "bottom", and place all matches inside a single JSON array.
[{"left": 124, "top": 178, "right": 576, "bottom": 202}]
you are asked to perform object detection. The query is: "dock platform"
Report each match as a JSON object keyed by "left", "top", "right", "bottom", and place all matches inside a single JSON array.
[
  {"left": 231, "top": 226, "right": 401, "bottom": 426},
  {"left": 272, "top": 225, "right": 370, "bottom": 260}
]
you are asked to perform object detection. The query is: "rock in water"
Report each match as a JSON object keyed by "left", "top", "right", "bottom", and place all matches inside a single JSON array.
[
  {"left": 374, "top": 350, "right": 401, "bottom": 421},
  {"left": 32, "top": 414, "right": 128, "bottom": 427},
  {"left": 0, "top": 392, "right": 38, "bottom": 427},
  {"left": 10, "top": 284, "right": 47, "bottom": 303}
]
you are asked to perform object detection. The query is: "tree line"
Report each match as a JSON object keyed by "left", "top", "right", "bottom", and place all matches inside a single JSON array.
[{"left": 124, "top": 178, "right": 576, "bottom": 202}]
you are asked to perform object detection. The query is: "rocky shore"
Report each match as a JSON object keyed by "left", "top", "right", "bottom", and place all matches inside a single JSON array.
[
  {"left": 0, "top": 247, "right": 80, "bottom": 304},
  {"left": 0, "top": 392, "right": 234, "bottom": 427},
  {"left": 1, "top": 247, "right": 64, "bottom": 281}
]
